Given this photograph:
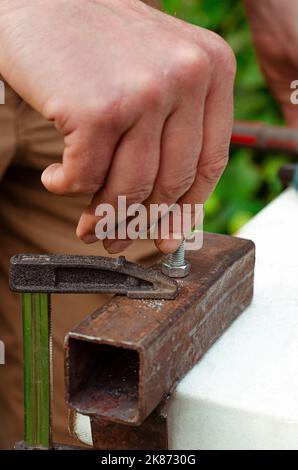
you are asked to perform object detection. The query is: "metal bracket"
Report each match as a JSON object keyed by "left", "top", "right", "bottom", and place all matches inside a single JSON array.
[
  {"left": 10, "top": 254, "right": 178, "bottom": 299},
  {"left": 9, "top": 253, "right": 178, "bottom": 450}
]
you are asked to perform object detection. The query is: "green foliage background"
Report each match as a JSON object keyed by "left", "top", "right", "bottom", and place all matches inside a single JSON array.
[{"left": 163, "top": 0, "right": 291, "bottom": 233}]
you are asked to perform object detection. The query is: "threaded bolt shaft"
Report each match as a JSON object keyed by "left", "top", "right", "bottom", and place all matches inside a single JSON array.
[
  {"left": 168, "top": 240, "right": 186, "bottom": 267},
  {"left": 161, "top": 240, "right": 190, "bottom": 278}
]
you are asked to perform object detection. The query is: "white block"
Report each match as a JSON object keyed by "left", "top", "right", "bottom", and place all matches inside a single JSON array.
[{"left": 168, "top": 188, "right": 298, "bottom": 450}]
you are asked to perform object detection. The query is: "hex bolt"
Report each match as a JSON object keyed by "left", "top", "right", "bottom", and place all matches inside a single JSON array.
[{"left": 161, "top": 240, "right": 191, "bottom": 278}]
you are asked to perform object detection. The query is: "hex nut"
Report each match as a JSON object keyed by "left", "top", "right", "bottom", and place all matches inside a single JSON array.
[{"left": 161, "top": 260, "right": 191, "bottom": 278}]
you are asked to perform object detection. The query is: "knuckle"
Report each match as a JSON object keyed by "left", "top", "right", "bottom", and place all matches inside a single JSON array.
[
  {"left": 73, "top": 181, "right": 101, "bottom": 194},
  {"left": 199, "top": 155, "right": 229, "bottom": 184},
  {"left": 159, "top": 172, "right": 196, "bottom": 200},
  {"left": 208, "top": 33, "right": 236, "bottom": 78},
  {"left": 44, "top": 99, "right": 127, "bottom": 135},
  {"left": 139, "top": 79, "right": 167, "bottom": 111},
  {"left": 125, "top": 181, "right": 154, "bottom": 202},
  {"left": 85, "top": 104, "right": 124, "bottom": 131},
  {"left": 172, "top": 44, "right": 211, "bottom": 88},
  {"left": 64, "top": 175, "right": 101, "bottom": 195},
  {"left": 220, "top": 47, "right": 236, "bottom": 78},
  {"left": 42, "top": 98, "right": 64, "bottom": 122}
]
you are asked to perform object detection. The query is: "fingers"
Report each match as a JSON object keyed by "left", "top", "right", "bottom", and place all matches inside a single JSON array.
[
  {"left": 156, "top": 49, "right": 235, "bottom": 253},
  {"left": 183, "top": 60, "right": 235, "bottom": 204},
  {"left": 77, "top": 85, "right": 206, "bottom": 253},
  {"left": 104, "top": 100, "right": 205, "bottom": 254},
  {"left": 76, "top": 112, "right": 164, "bottom": 248},
  {"left": 148, "top": 92, "right": 206, "bottom": 203},
  {"left": 144, "top": 93, "right": 206, "bottom": 253},
  {"left": 72, "top": 36, "right": 235, "bottom": 255},
  {"left": 41, "top": 110, "right": 129, "bottom": 196}
]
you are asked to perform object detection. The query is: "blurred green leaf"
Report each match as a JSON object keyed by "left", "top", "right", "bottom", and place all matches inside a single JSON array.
[
  {"left": 216, "top": 149, "right": 262, "bottom": 200},
  {"left": 228, "top": 211, "right": 253, "bottom": 233}
]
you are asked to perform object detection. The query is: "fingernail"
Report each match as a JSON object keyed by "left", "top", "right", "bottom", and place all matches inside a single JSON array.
[
  {"left": 157, "top": 238, "right": 183, "bottom": 254},
  {"left": 105, "top": 240, "right": 130, "bottom": 254},
  {"left": 82, "top": 234, "right": 98, "bottom": 244}
]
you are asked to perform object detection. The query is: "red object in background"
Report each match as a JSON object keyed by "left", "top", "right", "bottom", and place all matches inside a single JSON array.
[
  {"left": 231, "top": 133, "right": 257, "bottom": 146},
  {"left": 232, "top": 121, "right": 298, "bottom": 155}
]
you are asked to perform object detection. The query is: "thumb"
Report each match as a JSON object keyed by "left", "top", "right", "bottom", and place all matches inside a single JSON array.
[{"left": 41, "top": 163, "right": 70, "bottom": 195}]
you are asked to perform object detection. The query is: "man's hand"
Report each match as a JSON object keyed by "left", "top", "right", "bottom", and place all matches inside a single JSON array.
[
  {"left": 244, "top": 0, "right": 298, "bottom": 127},
  {"left": 0, "top": 0, "right": 235, "bottom": 253}
]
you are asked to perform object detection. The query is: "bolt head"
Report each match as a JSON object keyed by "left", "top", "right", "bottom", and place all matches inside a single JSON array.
[{"left": 161, "top": 260, "right": 191, "bottom": 278}]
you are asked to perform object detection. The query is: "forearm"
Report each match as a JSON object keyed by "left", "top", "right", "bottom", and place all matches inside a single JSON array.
[
  {"left": 243, "top": 0, "right": 298, "bottom": 68},
  {"left": 244, "top": 0, "right": 298, "bottom": 126},
  {"left": 0, "top": 0, "right": 34, "bottom": 78},
  {"left": 244, "top": 0, "right": 298, "bottom": 35}
]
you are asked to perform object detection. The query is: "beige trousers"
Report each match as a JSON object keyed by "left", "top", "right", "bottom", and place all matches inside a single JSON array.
[{"left": 0, "top": 82, "right": 158, "bottom": 448}]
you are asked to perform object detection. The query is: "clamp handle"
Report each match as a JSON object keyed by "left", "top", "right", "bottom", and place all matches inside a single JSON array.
[{"left": 10, "top": 254, "right": 177, "bottom": 299}]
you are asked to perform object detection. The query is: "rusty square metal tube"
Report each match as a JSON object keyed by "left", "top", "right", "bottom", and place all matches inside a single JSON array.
[{"left": 65, "top": 232, "right": 255, "bottom": 426}]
